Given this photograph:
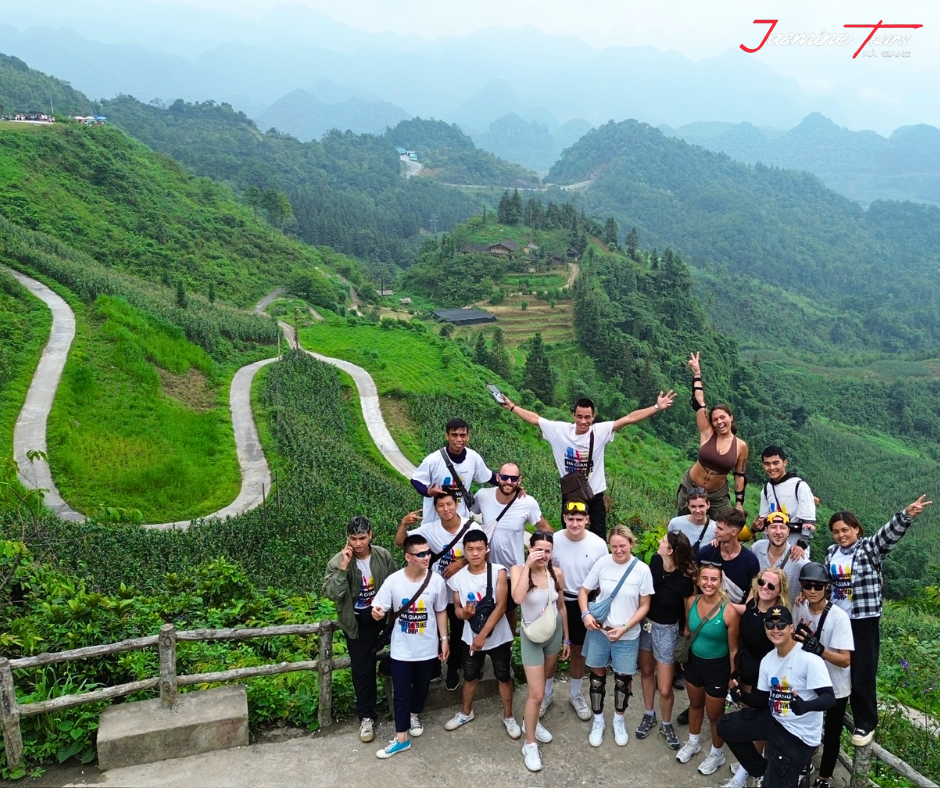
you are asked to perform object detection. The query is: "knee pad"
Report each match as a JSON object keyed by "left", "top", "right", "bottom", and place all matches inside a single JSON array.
[
  {"left": 614, "top": 673, "right": 632, "bottom": 714},
  {"left": 589, "top": 673, "right": 606, "bottom": 714}
]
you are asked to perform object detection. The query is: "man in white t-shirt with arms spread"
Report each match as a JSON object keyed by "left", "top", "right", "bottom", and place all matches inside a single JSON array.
[
  {"left": 501, "top": 393, "right": 675, "bottom": 539},
  {"left": 475, "top": 461, "right": 553, "bottom": 632},
  {"left": 411, "top": 417, "right": 497, "bottom": 522}
]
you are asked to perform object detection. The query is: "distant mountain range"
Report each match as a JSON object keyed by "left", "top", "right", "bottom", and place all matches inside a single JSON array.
[{"left": 662, "top": 114, "right": 940, "bottom": 207}]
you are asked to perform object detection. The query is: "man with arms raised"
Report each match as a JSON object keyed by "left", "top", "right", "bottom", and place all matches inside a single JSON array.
[
  {"left": 322, "top": 516, "right": 397, "bottom": 744},
  {"left": 543, "top": 500, "right": 610, "bottom": 720},
  {"left": 397, "top": 491, "right": 473, "bottom": 691},
  {"left": 501, "top": 393, "right": 675, "bottom": 538},
  {"left": 443, "top": 529, "right": 520, "bottom": 739},
  {"left": 475, "top": 462, "right": 553, "bottom": 631},
  {"left": 371, "top": 534, "right": 450, "bottom": 759},
  {"left": 411, "top": 418, "right": 496, "bottom": 521}
]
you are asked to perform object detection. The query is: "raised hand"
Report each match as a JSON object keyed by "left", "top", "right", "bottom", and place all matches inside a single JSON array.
[
  {"left": 657, "top": 390, "right": 676, "bottom": 410},
  {"left": 905, "top": 495, "right": 933, "bottom": 518},
  {"left": 688, "top": 352, "right": 702, "bottom": 377}
]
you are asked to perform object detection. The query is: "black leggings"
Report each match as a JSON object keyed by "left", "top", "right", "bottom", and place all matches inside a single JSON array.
[
  {"left": 819, "top": 697, "right": 849, "bottom": 779},
  {"left": 849, "top": 617, "right": 880, "bottom": 732}
]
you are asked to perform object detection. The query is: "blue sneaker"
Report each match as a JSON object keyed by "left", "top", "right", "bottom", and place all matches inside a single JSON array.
[{"left": 376, "top": 739, "right": 412, "bottom": 759}]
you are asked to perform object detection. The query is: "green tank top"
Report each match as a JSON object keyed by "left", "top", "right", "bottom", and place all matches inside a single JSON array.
[{"left": 689, "top": 597, "right": 729, "bottom": 660}]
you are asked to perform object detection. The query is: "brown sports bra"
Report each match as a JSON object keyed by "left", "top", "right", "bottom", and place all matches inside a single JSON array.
[{"left": 698, "top": 431, "right": 738, "bottom": 475}]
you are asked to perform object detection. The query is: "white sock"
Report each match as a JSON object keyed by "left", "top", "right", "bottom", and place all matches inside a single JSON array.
[
  {"left": 613, "top": 712, "right": 624, "bottom": 721},
  {"left": 711, "top": 745, "right": 724, "bottom": 757},
  {"left": 544, "top": 677, "right": 554, "bottom": 696},
  {"left": 644, "top": 709, "right": 655, "bottom": 717},
  {"left": 732, "top": 765, "right": 748, "bottom": 786},
  {"left": 689, "top": 733, "right": 701, "bottom": 746},
  {"left": 594, "top": 713, "right": 605, "bottom": 723},
  {"left": 570, "top": 678, "right": 583, "bottom": 696}
]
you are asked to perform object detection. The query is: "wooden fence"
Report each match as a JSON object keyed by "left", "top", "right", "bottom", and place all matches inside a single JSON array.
[{"left": 0, "top": 622, "right": 936, "bottom": 787}]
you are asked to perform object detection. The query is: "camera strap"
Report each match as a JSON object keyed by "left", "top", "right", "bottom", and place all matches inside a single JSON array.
[{"left": 813, "top": 601, "right": 832, "bottom": 639}]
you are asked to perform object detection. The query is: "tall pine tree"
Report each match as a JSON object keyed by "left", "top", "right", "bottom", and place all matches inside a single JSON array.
[{"left": 523, "top": 333, "right": 555, "bottom": 405}]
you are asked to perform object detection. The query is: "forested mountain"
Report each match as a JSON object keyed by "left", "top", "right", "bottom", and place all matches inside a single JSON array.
[
  {"left": 662, "top": 113, "right": 940, "bottom": 207},
  {"left": 550, "top": 119, "right": 940, "bottom": 354},
  {"left": 256, "top": 88, "right": 411, "bottom": 142},
  {"left": 0, "top": 52, "right": 94, "bottom": 115},
  {"left": 472, "top": 113, "right": 594, "bottom": 175},
  {"left": 386, "top": 118, "right": 540, "bottom": 187}
]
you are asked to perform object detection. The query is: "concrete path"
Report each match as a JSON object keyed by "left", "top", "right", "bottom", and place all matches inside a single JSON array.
[
  {"left": 6, "top": 268, "right": 276, "bottom": 530},
  {"left": 45, "top": 683, "right": 851, "bottom": 788}
]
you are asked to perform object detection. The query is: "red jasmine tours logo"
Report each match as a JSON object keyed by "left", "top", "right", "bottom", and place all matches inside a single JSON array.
[{"left": 741, "top": 19, "right": 923, "bottom": 58}]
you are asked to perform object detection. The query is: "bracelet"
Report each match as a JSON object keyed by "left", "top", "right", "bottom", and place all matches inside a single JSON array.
[
  {"left": 693, "top": 375, "right": 702, "bottom": 380},
  {"left": 654, "top": 403, "right": 660, "bottom": 411},
  {"left": 510, "top": 405, "right": 516, "bottom": 412},
  {"left": 440, "top": 635, "right": 449, "bottom": 641},
  {"left": 562, "top": 639, "right": 572, "bottom": 645},
  {"left": 580, "top": 610, "right": 590, "bottom": 619}
]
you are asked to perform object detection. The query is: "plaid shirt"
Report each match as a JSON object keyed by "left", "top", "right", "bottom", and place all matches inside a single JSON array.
[{"left": 825, "top": 511, "right": 913, "bottom": 619}]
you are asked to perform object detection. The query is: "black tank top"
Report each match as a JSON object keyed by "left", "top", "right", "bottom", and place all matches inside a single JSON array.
[{"left": 738, "top": 600, "right": 773, "bottom": 680}]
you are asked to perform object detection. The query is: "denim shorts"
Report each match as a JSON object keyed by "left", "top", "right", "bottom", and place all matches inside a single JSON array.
[
  {"left": 638, "top": 619, "right": 680, "bottom": 665},
  {"left": 583, "top": 629, "right": 640, "bottom": 675}
]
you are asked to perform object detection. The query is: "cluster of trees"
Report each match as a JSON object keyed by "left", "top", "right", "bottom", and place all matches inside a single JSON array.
[
  {"left": 400, "top": 235, "right": 505, "bottom": 307},
  {"left": 495, "top": 189, "right": 616, "bottom": 243}
]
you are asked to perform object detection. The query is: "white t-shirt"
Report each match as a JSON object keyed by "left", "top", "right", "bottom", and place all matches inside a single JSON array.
[
  {"left": 412, "top": 447, "right": 493, "bottom": 521},
  {"left": 793, "top": 601, "right": 855, "bottom": 699},
  {"left": 447, "top": 563, "right": 513, "bottom": 649},
  {"left": 581, "top": 555, "right": 654, "bottom": 638},
  {"left": 373, "top": 569, "right": 449, "bottom": 662},
  {"left": 758, "top": 645, "right": 832, "bottom": 746},
  {"left": 751, "top": 540, "right": 807, "bottom": 605},
  {"left": 538, "top": 418, "right": 616, "bottom": 495},
  {"left": 476, "top": 487, "right": 543, "bottom": 569},
  {"left": 759, "top": 476, "right": 817, "bottom": 543},
  {"left": 667, "top": 516, "right": 716, "bottom": 551},
  {"left": 355, "top": 557, "right": 376, "bottom": 609},
  {"left": 828, "top": 546, "right": 856, "bottom": 615},
  {"left": 408, "top": 518, "right": 471, "bottom": 577},
  {"left": 552, "top": 530, "right": 610, "bottom": 597}
]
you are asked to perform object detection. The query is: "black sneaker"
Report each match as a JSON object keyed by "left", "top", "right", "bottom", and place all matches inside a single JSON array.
[
  {"left": 445, "top": 666, "right": 461, "bottom": 691},
  {"left": 851, "top": 728, "right": 874, "bottom": 746},
  {"left": 672, "top": 674, "right": 686, "bottom": 691},
  {"left": 430, "top": 663, "right": 443, "bottom": 684},
  {"left": 676, "top": 707, "right": 689, "bottom": 725}
]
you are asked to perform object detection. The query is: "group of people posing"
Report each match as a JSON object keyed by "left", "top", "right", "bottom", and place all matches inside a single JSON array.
[{"left": 322, "top": 352, "right": 932, "bottom": 787}]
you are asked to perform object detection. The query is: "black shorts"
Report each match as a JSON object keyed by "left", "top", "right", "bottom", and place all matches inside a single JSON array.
[
  {"left": 685, "top": 652, "right": 731, "bottom": 699},
  {"left": 565, "top": 598, "right": 587, "bottom": 647},
  {"left": 463, "top": 640, "right": 512, "bottom": 683}
]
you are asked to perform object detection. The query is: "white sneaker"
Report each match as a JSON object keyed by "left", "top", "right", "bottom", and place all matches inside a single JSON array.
[
  {"left": 444, "top": 710, "right": 474, "bottom": 731},
  {"left": 409, "top": 713, "right": 424, "bottom": 737},
  {"left": 676, "top": 739, "right": 702, "bottom": 763},
  {"left": 568, "top": 693, "right": 592, "bottom": 721},
  {"left": 522, "top": 742, "right": 542, "bottom": 772},
  {"left": 503, "top": 716, "right": 522, "bottom": 739},
  {"left": 613, "top": 715, "right": 628, "bottom": 746},
  {"left": 698, "top": 750, "right": 727, "bottom": 775},
  {"left": 539, "top": 692, "right": 554, "bottom": 718},
  {"left": 359, "top": 717, "right": 375, "bottom": 742},
  {"left": 589, "top": 717, "right": 605, "bottom": 747},
  {"left": 521, "top": 720, "right": 553, "bottom": 743}
]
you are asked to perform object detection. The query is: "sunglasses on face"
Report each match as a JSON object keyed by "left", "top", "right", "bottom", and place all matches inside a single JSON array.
[
  {"left": 764, "top": 620, "right": 789, "bottom": 631},
  {"left": 408, "top": 549, "right": 433, "bottom": 559},
  {"left": 801, "top": 581, "right": 829, "bottom": 592},
  {"left": 757, "top": 578, "right": 778, "bottom": 591},
  {"left": 498, "top": 474, "right": 520, "bottom": 483},
  {"left": 565, "top": 501, "right": 587, "bottom": 513}
]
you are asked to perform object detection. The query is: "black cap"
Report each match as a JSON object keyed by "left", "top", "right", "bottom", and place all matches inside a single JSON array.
[
  {"left": 765, "top": 606, "right": 793, "bottom": 625},
  {"left": 799, "top": 562, "right": 830, "bottom": 584}
]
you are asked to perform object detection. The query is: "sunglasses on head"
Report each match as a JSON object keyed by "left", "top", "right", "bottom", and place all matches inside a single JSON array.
[
  {"left": 757, "top": 578, "right": 778, "bottom": 591},
  {"left": 565, "top": 501, "right": 588, "bottom": 513},
  {"left": 498, "top": 474, "right": 520, "bottom": 483},
  {"left": 801, "top": 581, "right": 829, "bottom": 592},
  {"left": 764, "top": 619, "right": 789, "bottom": 631},
  {"left": 686, "top": 486, "right": 706, "bottom": 496},
  {"left": 408, "top": 549, "right": 433, "bottom": 559},
  {"left": 699, "top": 560, "right": 722, "bottom": 568}
]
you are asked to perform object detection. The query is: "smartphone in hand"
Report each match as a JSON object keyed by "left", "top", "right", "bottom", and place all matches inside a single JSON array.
[{"left": 486, "top": 383, "right": 506, "bottom": 405}]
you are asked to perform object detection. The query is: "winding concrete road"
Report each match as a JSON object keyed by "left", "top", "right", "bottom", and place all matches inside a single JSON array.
[{"left": 6, "top": 267, "right": 275, "bottom": 530}]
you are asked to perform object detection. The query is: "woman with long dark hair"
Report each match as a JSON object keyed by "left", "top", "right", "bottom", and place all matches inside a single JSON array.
[
  {"left": 676, "top": 352, "right": 749, "bottom": 518},
  {"left": 511, "top": 531, "right": 570, "bottom": 772},
  {"left": 636, "top": 531, "right": 697, "bottom": 749},
  {"left": 825, "top": 495, "right": 931, "bottom": 746}
]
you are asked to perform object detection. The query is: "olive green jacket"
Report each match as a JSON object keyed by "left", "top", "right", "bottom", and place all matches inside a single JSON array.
[{"left": 322, "top": 545, "right": 397, "bottom": 639}]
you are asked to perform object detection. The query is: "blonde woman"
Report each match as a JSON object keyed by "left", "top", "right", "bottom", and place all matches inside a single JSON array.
[
  {"left": 676, "top": 563, "right": 740, "bottom": 776},
  {"left": 511, "top": 531, "right": 570, "bottom": 772},
  {"left": 735, "top": 567, "right": 790, "bottom": 697},
  {"left": 579, "top": 525, "right": 654, "bottom": 748}
]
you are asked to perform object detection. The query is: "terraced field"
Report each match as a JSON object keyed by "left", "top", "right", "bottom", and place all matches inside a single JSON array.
[{"left": 458, "top": 294, "right": 575, "bottom": 346}]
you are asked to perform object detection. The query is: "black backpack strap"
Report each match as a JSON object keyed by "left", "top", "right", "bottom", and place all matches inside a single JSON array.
[
  {"left": 813, "top": 601, "right": 832, "bottom": 640},
  {"left": 438, "top": 447, "right": 476, "bottom": 509},
  {"left": 389, "top": 570, "right": 433, "bottom": 622},
  {"left": 494, "top": 491, "right": 520, "bottom": 522},
  {"left": 431, "top": 520, "right": 474, "bottom": 565}
]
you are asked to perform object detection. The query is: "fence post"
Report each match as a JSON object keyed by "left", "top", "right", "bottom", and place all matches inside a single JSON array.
[
  {"left": 852, "top": 743, "right": 873, "bottom": 788},
  {"left": 159, "top": 623, "right": 178, "bottom": 709},
  {"left": 0, "top": 657, "right": 24, "bottom": 770},
  {"left": 317, "top": 621, "right": 334, "bottom": 730}
]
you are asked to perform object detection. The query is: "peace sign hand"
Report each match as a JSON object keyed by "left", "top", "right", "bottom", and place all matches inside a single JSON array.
[
  {"left": 905, "top": 495, "right": 933, "bottom": 518},
  {"left": 688, "top": 352, "right": 702, "bottom": 377}
]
